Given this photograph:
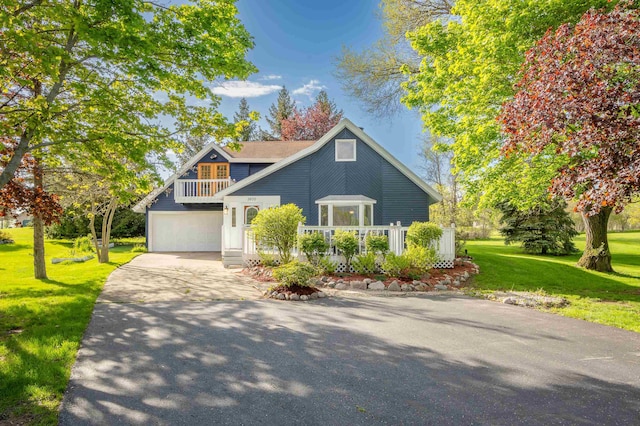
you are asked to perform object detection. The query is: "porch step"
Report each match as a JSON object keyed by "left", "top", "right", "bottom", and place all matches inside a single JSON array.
[{"left": 222, "top": 250, "right": 244, "bottom": 268}]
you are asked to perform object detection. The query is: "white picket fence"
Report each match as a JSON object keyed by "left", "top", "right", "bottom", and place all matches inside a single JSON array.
[{"left": 243, "top": 222, "right": 456, "bottom": 270}]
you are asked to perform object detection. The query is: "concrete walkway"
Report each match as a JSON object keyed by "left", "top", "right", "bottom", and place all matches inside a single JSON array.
[
  {"left": 98, "top": 253, "right": 263, "bottom": 303},
  {"left": 60, "top": 295, "right": 640, "bottom": 425}
]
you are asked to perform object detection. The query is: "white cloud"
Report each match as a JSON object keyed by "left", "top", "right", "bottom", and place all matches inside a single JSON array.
[
  {"left": 293, "top": 79, "right": 325, "bottom": 99},
  {"left": 211, "top": 81, "right": 282, "bottom": 98},
  {"left": 260, "top": 74, "right": 282, "bottom": 81}
]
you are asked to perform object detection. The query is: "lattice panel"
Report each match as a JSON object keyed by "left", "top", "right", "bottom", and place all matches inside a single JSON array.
[{"left": 242, "top": 256, "right": 454, "bottom": 270}]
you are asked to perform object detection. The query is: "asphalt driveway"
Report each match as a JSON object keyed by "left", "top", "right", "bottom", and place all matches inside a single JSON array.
[
  {"left": 60, "top": 294, "right": 640, "bottom": 425},
  {"left": 98, "top": 253, "right": 262, "bottom": 303}
]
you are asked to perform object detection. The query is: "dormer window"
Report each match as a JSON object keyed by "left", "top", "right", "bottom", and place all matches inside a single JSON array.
[{"left": 335, "top": 139, "right": 356, "bottom": 162}]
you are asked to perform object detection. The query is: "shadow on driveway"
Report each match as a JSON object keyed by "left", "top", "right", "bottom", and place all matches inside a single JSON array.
[{"left": 60, "top": 296, "right": 640, "bottom": 425}]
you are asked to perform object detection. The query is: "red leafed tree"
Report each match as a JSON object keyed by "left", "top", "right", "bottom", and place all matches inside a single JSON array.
[
  {"left": 281, "top": 90, "right": 343, "bottom": 140},
  {"left": 499, "top": 3, "right": 640, "bottom": 272},
  {"left": 0, "top": 136, "right": 62, "bottom": 279}
]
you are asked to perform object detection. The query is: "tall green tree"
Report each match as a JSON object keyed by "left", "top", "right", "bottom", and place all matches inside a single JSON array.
[
  {"left": 264, "top": 86, "right": 295, "bottom": 139},
  {"left": 402, "top": 0, "right": 614, "bottom": 205},
  {"left": 0, "top": 0, "right": 255, "bottom": 277},
  {"left": 334, "top": 0, "right": 452, "bottom": 118},
  {"left": 233, "top": 98, "right": 257, "bottom": 141}
]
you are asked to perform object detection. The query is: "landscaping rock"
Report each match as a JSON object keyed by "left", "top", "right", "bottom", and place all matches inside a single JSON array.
[
  {"left": 317, "top": 292, "right": 326, "bottom": 298},
  {"left": 453, "top": 280, "right": 461, "bottom": 287},
  {"left": 327, "top": 281, "right": 336, "bottom": 288},
  {"left": 412, "top": 280, "right": 422, "bottom": 286},
  {"left": 441, "top": 278, "right": 452, "bottom": 286},
  {"left": 368, "top": 281, "right": 386, "bottom": 291},
  {"left": 300, "top": 295, "right": 309, "bottom": 301},
  {"left": 276, "top": 293, "right": 286, "bottom": 300},
  {"left": 415, "top": 284, "right": 428, "bottom": 292},
  {"left": 503, "top": 297, "right": 517, "bottom": 305},
  {"left": 463, "top": 271, "right": 470, "bottom": 279},
  {"left": 350, "top": 281, "right": 367, "bottom": 290},
  {"left": 290, "top": 293, "right": 300, "bottom": 301},
  {"left": 364, "top": 278, "right": 372, "bottom": 285},
  {"left": 435, "top": 284, "right": 448, "bottom": 291},
  {"left": 321, "top": 276, "right": 329, "bottom": 283},
  {"left": 335, "top": 283, "right": 348, "bottom": 290},
  {"left": 401, "top": 284, "right": 413, "bottom": 292},
  {"left": 337, "top": 279, "right": 344, "bottom": 283},
  {"left": 309, "top": 292, "right": 319, "bottom": 300},
  {"left": 271, "top": 291, "right": 279, "bottom": 298},
  {"left": 387, "top": 281, "right": 401, "bottom": 292}
]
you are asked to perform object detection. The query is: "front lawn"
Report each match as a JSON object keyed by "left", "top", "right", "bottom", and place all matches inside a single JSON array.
[
  {"left": 0, "top": 228, "right": 141, "bottom": 424},
  {"left": 466, "top": 231, "right": 640, "bottom": 332}
]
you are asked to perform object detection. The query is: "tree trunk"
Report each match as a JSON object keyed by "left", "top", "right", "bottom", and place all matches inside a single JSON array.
[
  {"left": 577, "top": 207, "right": 613, "bottom": 272},
  {"left": 33, "top": 158, "right": 47, "bottom": 279},
  {"left": 98, "top": 198, "right": 118, "bottom": 263}
]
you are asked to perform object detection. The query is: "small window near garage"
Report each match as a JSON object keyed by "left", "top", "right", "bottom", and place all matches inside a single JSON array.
[{"left": 335, "top": 139, "right": 356, "bottom": 162}]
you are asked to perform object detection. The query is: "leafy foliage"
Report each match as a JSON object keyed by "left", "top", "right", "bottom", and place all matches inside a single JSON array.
[
  {"left": 352, "top": 252, "right": 378, "bottom": 275},
  {"left": 46, "top": 207, "right": 145, "bottom": 239},
  {"left": 280, "top": 90, "right": 343, "bottom": 140},
  {"left": 272, "top": 260, "right": 318, "bottom": 288},
  {"left": 298, "top": 232, "right": 329, "bottom": 266},
  {"left": 382, "top": 252, "right": 415, "bottom": 279},
  {"left": 318, "top": 257, "right": 338, "bottom": 275},
  {"left": 251, "top": 204, "right": 305, "bottom": 264},
  {"left": 498, "top": 199, "right": 578, "bottom": 255},
  {"left": 333, "top": 229, "right": 359, "bottom": 269},
  {"left": 233, "top": 98, "right": 258, "bottom": 142},
  {"left": 406, "top": 222, "right": 442, "bottom": 248},
  {"left": 404, "top": 245, "right": 438, "bottom": 271},
  {"left": 365, "top": 234, "right": 389, "bottom": 255},
  {"left": 72, "top": 236, "right": 95, "bottom": 256}
]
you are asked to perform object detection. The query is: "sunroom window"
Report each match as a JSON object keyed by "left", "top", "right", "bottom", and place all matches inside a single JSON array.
[{"left": 316, "top": 195, "right": 376, "bottom": 227}]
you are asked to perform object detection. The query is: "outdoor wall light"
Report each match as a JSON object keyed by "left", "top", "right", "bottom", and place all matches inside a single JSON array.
[{"left": 224, "top": 205, "right": 229, "bottom": 215}]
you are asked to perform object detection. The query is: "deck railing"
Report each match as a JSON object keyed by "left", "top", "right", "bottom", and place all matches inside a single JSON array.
[
  {"left": 242, "top": 223, "right": 456, "bottom": 269},
  {"left": 174, "top": 178, "right": 233, "bottom": 203}
]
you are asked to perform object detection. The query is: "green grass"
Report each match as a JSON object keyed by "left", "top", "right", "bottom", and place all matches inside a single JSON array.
[
  {"left": 466, "top": 231, "right": 640, "bottom": 332},
  {"left": 0, "top": 228, "right": 141, "bottom": 425}
]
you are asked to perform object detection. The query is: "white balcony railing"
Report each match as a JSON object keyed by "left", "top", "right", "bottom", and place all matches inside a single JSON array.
[{"left": 174, "top": 178, "right": 233, "bottom": 203}]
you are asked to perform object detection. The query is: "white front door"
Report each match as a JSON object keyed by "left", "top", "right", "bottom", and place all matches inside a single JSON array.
[
  {"left": 222, "top": 196, "right": 280, "bottom": 251},
  {"left": 149, "top": 211, "right": 223, "bottom": 252}
]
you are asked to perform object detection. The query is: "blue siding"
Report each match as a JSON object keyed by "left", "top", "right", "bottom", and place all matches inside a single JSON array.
[
  {"left": 231, "top": 129, "right": 432, "bottom": 225},
  {"left": 230, "top": 163, "right": 272, "bottom": 181}
]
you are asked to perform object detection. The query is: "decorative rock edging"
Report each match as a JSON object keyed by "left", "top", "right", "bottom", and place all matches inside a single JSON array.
[
  {"left": 263, "top": 289, "right": 327, "bottom": 301},
  {"left": 51, "top": 255, "right": 95, "bottom": 264},
  {"left": 466, "top": 290, "right": 569, "bottom": 309}
]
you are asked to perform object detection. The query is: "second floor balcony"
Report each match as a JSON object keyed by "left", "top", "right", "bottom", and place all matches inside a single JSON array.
[{"left": 174, "top": 178, "right": 233, "bottom": 203}]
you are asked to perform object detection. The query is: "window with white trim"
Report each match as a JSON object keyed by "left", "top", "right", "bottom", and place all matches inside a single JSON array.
[
  {"left": 335, "top": 139, "right": 356, "bottom": 162},
  {"left": 317, "top": 197, "right": 375, "bottom": 227}
]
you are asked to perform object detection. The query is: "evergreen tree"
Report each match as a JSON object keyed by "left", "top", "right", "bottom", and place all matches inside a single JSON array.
[
  {"left": 498, "top": 199, "right": 578, "bottom": 255},
  {"left": 265, "top": 86, "right": 295, "bottom": 139},
  {"left": 233, "top": 98, "right": 257, "bottom": 141}
]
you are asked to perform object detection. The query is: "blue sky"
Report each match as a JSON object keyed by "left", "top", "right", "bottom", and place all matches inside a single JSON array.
[{"left": 211, "top": 0, "right": 426, "bottom": 172}]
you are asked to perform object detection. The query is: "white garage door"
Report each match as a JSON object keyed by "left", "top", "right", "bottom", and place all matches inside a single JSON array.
[{"left": 150, "top": 211, "right": 223, "bottom": 252}]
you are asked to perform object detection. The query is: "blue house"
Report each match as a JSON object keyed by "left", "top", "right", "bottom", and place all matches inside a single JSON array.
[{"left": 134, "top": 118, "right": 442, "bottom": 265}]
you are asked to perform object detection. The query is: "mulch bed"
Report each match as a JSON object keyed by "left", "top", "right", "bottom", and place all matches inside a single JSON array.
[{"left": 270, "top": 284, "right": 320, "bottom": 296}]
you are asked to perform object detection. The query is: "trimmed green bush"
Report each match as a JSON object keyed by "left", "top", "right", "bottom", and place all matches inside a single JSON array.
[
  {"left": 131, "top": 244, "right": 148, "bottom": 253},
  {"left": 272, "top": 260, "right": 318, "bottom": 287},
  {"left": 406, "top": 222, "right": 443, "bottom": 248},
  {"left": 333, "top": 229, "right": 359, "bottom": 269},
  {"left": 251, "top": 204, "right": 306, "bottom": 264},
  {"left": 318, "top": 257, "right": 337, "bottom": 275},
  {"left": 298, "top": 232, "right": 329, "bottom": 265},
  {"left": 258, "top": 251, "right": 279, "bottom": 267},
  {"left": 381, "top": 252, "right": 414, "bottom": 279},
  {"left": 72, "top": 235, "right": 95, "bottom": 255},
  {"left": 352, "top": 252, "right": 377, "bottom": 275},
  {"left": 365, "top": 234, "right": 389, "bottom": 255},
  {"left": 405, "top": 245, "right": 438, "bottom": 271}
]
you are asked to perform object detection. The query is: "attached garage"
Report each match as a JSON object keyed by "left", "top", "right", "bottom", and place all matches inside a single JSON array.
[{"left": 148, "top": 211, "right": 223, "bottom": 252}]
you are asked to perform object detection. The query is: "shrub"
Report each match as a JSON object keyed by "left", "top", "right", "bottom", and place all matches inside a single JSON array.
[
  {"left": 131, "top": 244, "right": 148, "bottom": 253},
  {"left": 72, "top": 235, "right": 95, "bottom": 255},
  {"left": 251, "top": 204, "right": 306, "bottom": 264},
  {"left": 365, "top": 234, "right": 389, "bottom": 255},
  {"left": 333, "top": 229, "right": 359, "bottom": 269},
  {"left": 406, "top": 222, "right": 443, "bottom": 248},
  {"left": 272, "top": 260, "right": 317, "bottom": 287},
  {"left": 298, "top": 232, "right": 329, "bottom": 266},
  {"left": 382, "top": 252, "right": 414, "bottom": 278},
  {"left": 0, "top": 230, "right": 14, "bottom": 244},
  {"left": 352, "top": 252, "right": 377, "bottom": 275},
  {"left": 318, "top": 257, "right": 337, "bottom": 275},
  {"left": 404, "top": 245, "right": 438, "bottom": 272},
  {"left": 257, "top": 251, "right": 279, "bottom": 267}
]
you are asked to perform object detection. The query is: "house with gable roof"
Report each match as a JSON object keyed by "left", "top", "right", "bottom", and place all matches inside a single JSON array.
[{"left": 133, "top": 118, "right": 445, "bottom": 267}]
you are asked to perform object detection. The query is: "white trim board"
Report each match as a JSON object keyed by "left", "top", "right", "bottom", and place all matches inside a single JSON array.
[{"left": 212, "top": 118, "right": 443, "bottom": 202}]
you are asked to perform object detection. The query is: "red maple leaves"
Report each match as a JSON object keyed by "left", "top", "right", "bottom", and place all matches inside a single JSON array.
[{"left": 499, "top": 3, "right": 640, "bottom": 215}]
